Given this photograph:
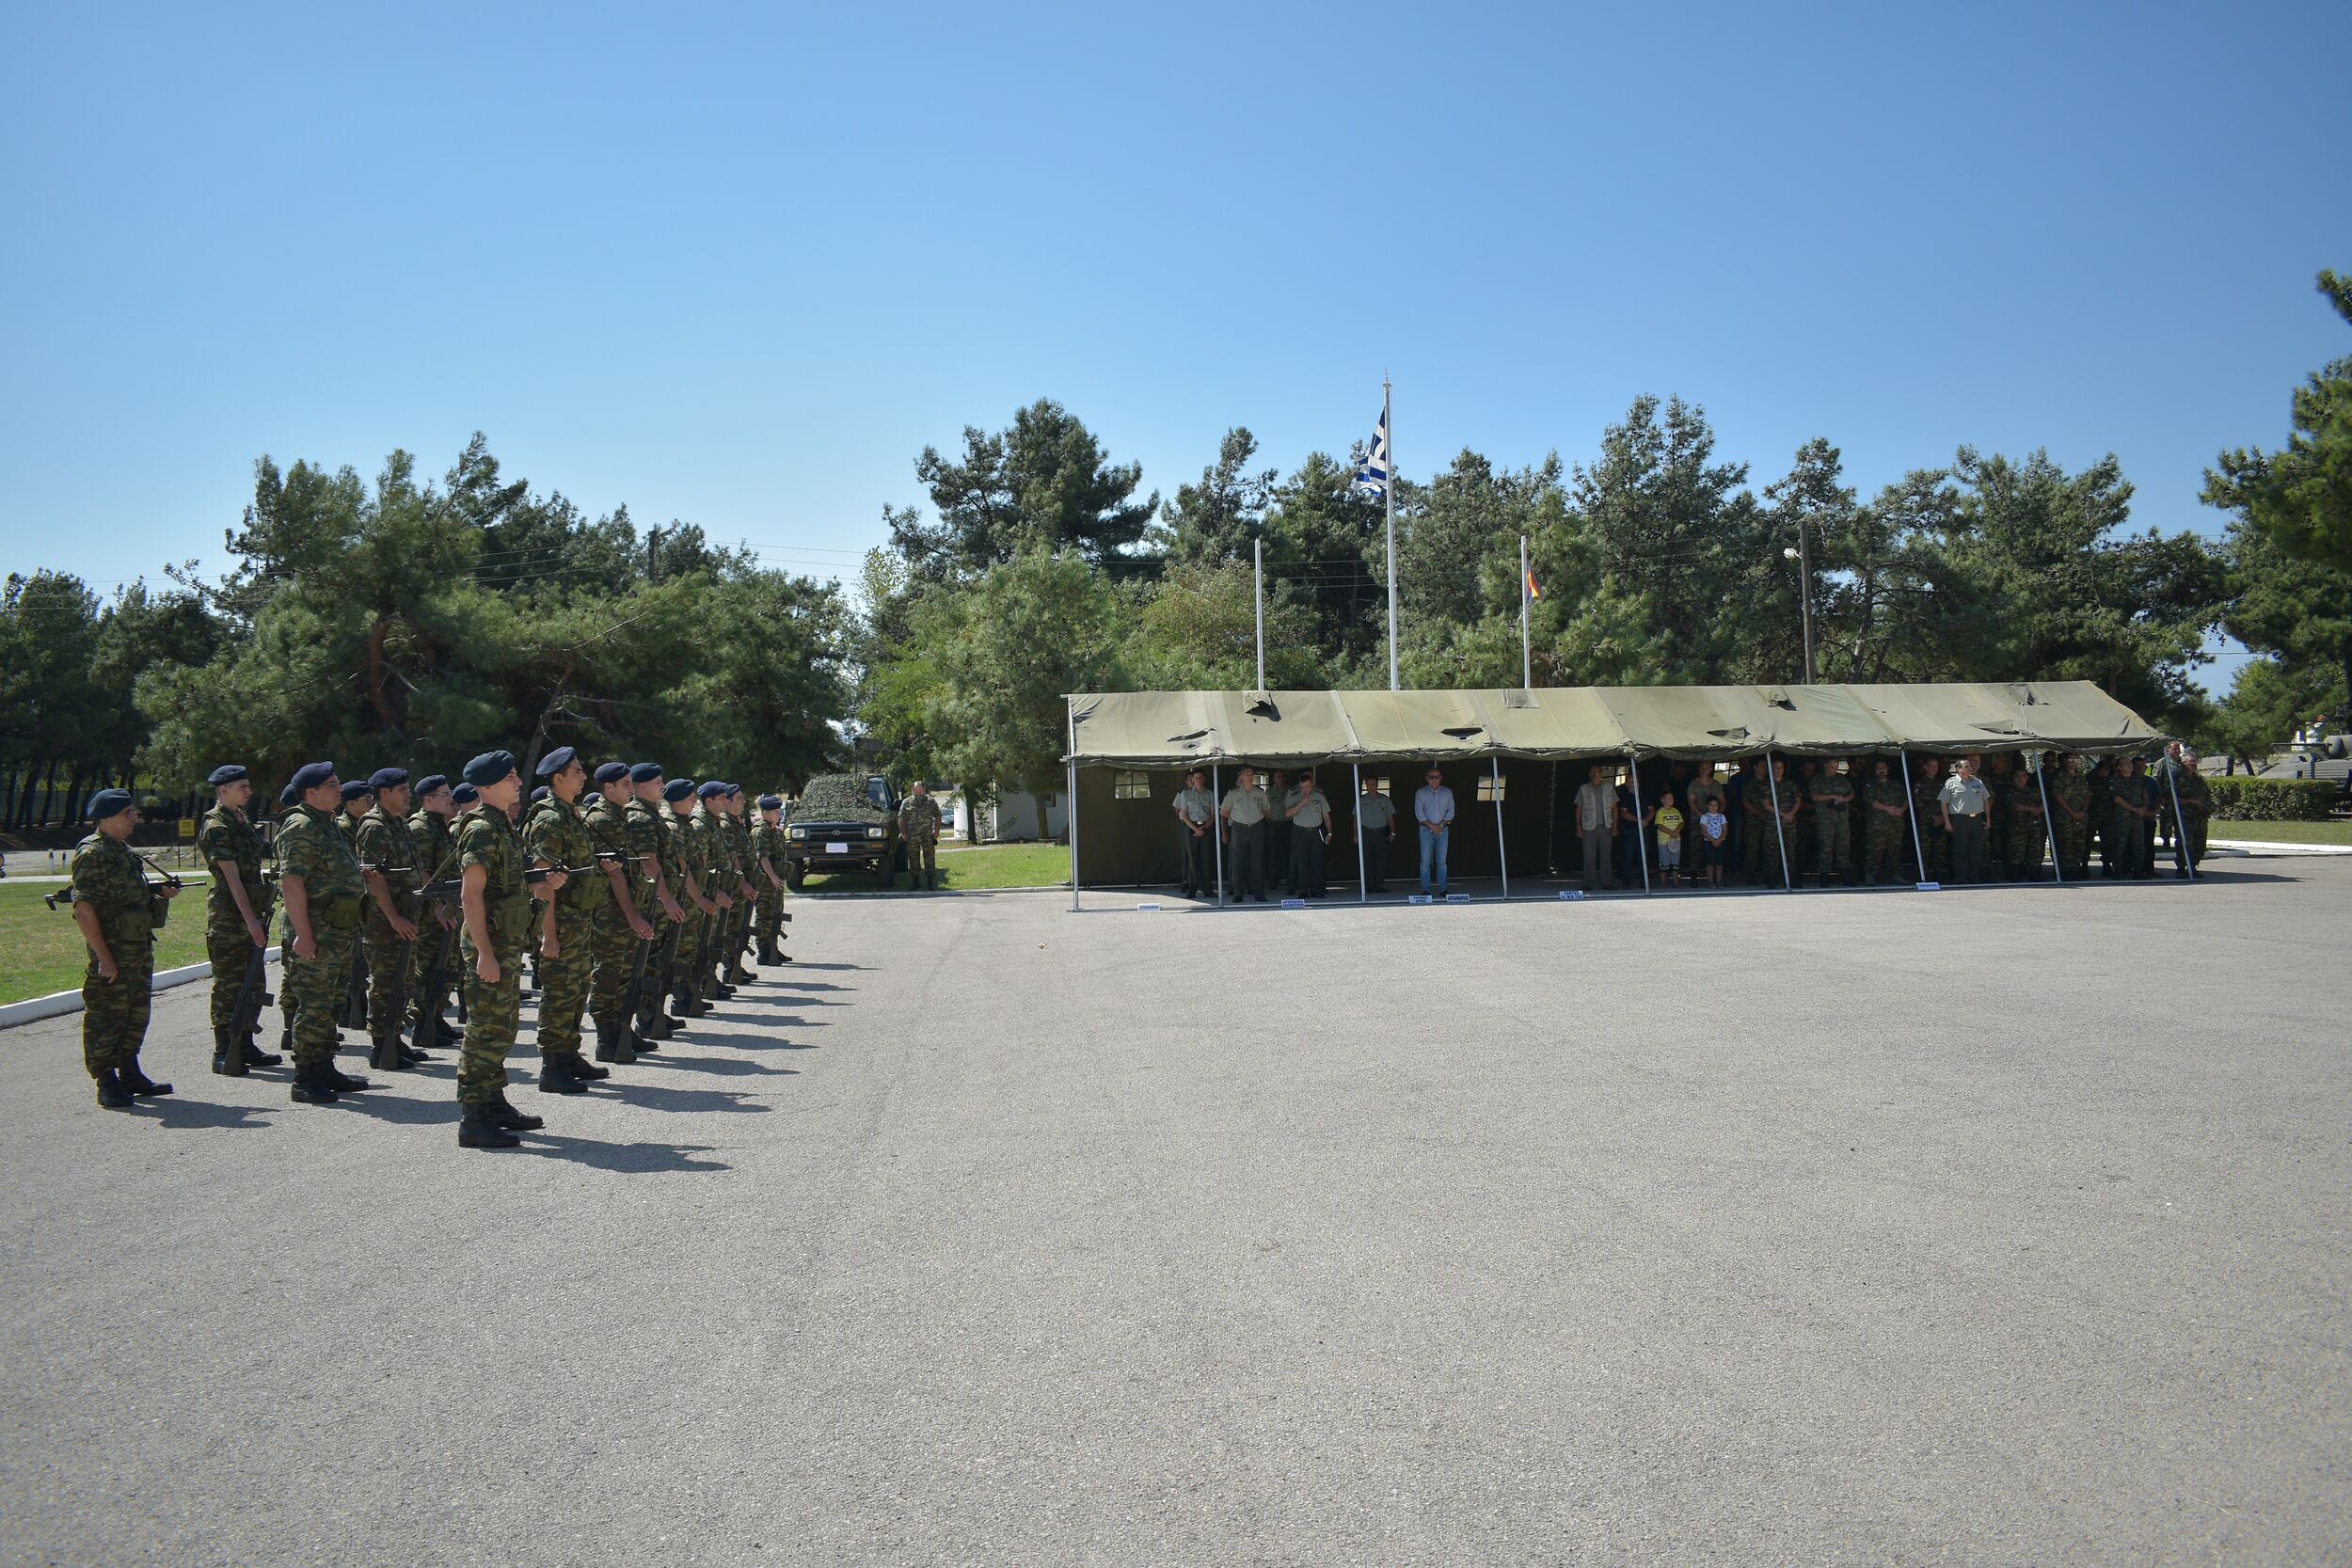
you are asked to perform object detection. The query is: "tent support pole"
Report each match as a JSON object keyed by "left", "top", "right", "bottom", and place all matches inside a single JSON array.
[
  {"left": 1547, "top": 761, "right": 1559, "bottom": 876},
  {"left": 2164, "top": 760, "right": 2198, "bottom": 882},
  {"left": 1766, "top": 750, "right": 1792, "bottom": 891},
  {"left": 1212, "top": 763, "right": 1225, "bottom": 907},
  {"left": 1066, "top": 702, "right": 1080, "bottom": 912},
  {"left": 1354, "top": 762, "right": 1368, "bottom": 904},
  {"left": 1628, "top": 752, "right": 1650, "bottom": 894},
  {"left": 1899, "top": 748, "right": 1928, "bottom": 884},
  {"left": 1492, "top": 754, "right": 1509, "bottom": 898},
  {"left": 2035, "top": 757, "right": 2062, "bottom": 884}
]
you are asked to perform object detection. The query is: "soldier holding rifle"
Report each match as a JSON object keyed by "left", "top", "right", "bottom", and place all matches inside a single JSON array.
[
  {"left": 66, "top": 789, "right": 181, "bottom": 1108},
  {"left": 199, "top": 763, "right": 282, "bottom": 1075}
]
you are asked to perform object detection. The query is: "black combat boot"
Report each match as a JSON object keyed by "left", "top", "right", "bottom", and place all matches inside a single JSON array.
[
  {"left": 289, "top": 1061, "right": 340, "bottom": 1104},
  {"left": 370, "top": 1030, "right": 407, "bottom": 1072},
  {"left": 118, "top": 1059, "right": 174, "bottom": 1098},
  {"left": 213, "top": 1027, "right": 236, "bottom": 1076},
  {"left": 485, "top": 1090, "right": 544, "bottom": 1131},
  {"left": 592, "top": 1015, "right": 634, "bottom": 1066},
  {"left": 241, "top": 1031, "right": 281, "bottom": 1069},
  {"left": 324, "top": 1063, "right": 375, "bottom": 1092},
  {"left": 537, "top": 1053, "right": 588, "bottom": 1095},
  {"left": 434, "top": 1016, "right": 462, "bottom": 1048},
  {"left": 567, "top": 1050, "right": 610, "bottom": 1082},
  {"left": 457, "top": 1102, "right": 521, "bottom": 1149},
  {"left": 592, "top": 1016, "right": 619, "bottom": 1063},
  {"left": 94, "top": 1069, "right": 135, "bottom": 1110}
]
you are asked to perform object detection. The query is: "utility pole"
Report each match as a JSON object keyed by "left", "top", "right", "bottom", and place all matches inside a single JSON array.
[
  {"left": 1253, "top": 535, "right": 1265, "bottom": 691},
  {"left": 1784, "top": 526, "right": 1815, "bottom": 685},
  {"left": 647, "top": 525, "right": 665, "bottom": 585},
  {"left": 1384, "top": 377, "right": 1398, "bottom": 692}
]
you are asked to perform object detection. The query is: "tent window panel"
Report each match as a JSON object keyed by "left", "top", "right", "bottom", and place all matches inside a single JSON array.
[
  {"left": 1111, "top": 771, "right": 1152, "bottom": 801},
  {"left": 1476, "top": 775, "right": 1506, "bottom": 802}
]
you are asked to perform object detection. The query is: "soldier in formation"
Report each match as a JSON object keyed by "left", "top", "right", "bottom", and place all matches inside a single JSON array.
[
  {"left": 278, "top": 762, "right": 375, "bottom": 1104},
  {"left": 584, "top": 761, "right": 657, "bottom": 1064},
  {"left": 354, "top": 767, "right": 427, "bottom": 1072},
  {"left": 751, "top": 795, "right": 792, "bottom": 963},
  {"left": 522, "top": 747, "right": 609, "bottom": 1095},
  {"left": 199, "top": 764, "right": 280, "bottom": 1074},
  {"left": 71, "top": 789, "right": 180, "bottom": 1108}
]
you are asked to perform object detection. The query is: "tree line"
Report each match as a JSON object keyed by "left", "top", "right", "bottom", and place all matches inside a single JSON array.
[{"left": 4, "top": 273, "right": 2344, "bottom": 829}]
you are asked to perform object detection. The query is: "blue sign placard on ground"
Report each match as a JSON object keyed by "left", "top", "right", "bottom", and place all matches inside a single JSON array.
[
  {"left": 1135, "top": 902, "right": 1161, "bottom": 911},
  {"left": 1558, "top": 889, "right": 1584, "bottom": 900},
  {"left": 1407, "top": 894, "right": 1433, "bottom": 906},
  {"left": 1445, "top": 893, "right": 1470, "bottom": 904},
  {"left": 1281, "top": 897, "right": 1307, "bottom": 910},
  {"left": 1915, "top": 881, "right": 1942, "bottom": 892}
]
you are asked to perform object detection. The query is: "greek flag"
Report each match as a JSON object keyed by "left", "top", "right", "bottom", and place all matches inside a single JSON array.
[{"left": 1352, "top": 402, "right": 1391, "bottom": 498}]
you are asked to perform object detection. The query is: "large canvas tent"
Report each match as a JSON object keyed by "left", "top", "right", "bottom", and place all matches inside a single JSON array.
[{"left": 1063, "top": 681, "right": 2168, "bottom": 893}]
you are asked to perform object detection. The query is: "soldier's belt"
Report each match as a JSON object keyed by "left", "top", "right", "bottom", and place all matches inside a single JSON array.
[{"left": 316, "top": 895, "right": 366, "bottom": 930}]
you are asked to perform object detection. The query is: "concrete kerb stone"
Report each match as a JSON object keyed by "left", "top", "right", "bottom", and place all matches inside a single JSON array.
[{"left": 0, "top": 947, "right": 279, "bottom": 1031}]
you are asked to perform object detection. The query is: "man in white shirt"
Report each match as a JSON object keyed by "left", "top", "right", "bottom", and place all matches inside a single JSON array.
[
  {"left": 1939, "top": 756, "right": 1992, "bottom": 884},
  {"left": 1219, "top": 766, "right": 1273, "bottom": 903},
  {"left": 1413, "top": 767, "right": 1455, "bottom": 895},
  {"left": 1282, "top": 769, "right": 1333, "bottom": 897}
]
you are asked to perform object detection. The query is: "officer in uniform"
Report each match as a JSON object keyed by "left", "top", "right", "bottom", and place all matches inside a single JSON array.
[
  {"left": 452, "top": 751, "right": 558, "bottom": 1148},
  {"left": 199, "top": 763, "right": 281, "bottom": 1074},
  {"left": 691, "top": 782, "right": 739, "bottom": 999},
  {"left": 583, "top": 761, "right": 656, "bottom": 1063},
  {"left": 522, "top": 747, "right": 610, "bottom": 1093},
  {"left": 277, "top": 762, "right": 376, "bottom": 1103},
  {"left": 70, "top": 789, "right": 180, "bottom": 1108},
  {"left": 898, "top": 780, "right": 943, "bottom": 891},
  {"left": 2052, "top": 753, "right": 2091, "bottom": 878},
  {"left": 1281, "top": 769, "right": 1332, "bottom": 897},
  {"left": 1911, "top": 756, "right": 1950, "bottom": 882},
  {"left": 2007, "top": 758, "right": 2049, "bottom": 880},
  {"left": 1938, "top": 756, "right": 1992, "bottom": 884},
  {"left": 1354, "top": 773, "right": 1397, "bottom": 895},
  {"left": 405, "top": 774, "right": 463, "bottom": 1049},
  {"left": 1740, "top": 758, "right": 1778, "bottom": 886},
  {"left": 1859, "top": 758, "right": 1910, "bottom": 884},
  {"left": 353, "top": 767, "right": 427, "bottom": 1071},
  {"left": 625, "top": 764, "right": 684, "bottom": 1043},
  {"left": 665, "top": 779, "right": 716, "bottom": 1017},
  {"left": 1219, "top": 766, "right": 1271, "bottom": 902},
  {"left": 1169, "top": 768, "right": 1216, "bottom": 898},
  {"left": 750, "top": 794, "right": 791, "bottom": 964},
  {"left": 1807, "top": 760, "right": 1855, "bottom": 886},
  {"left": 2108, "top": 757, "right": 2153, "bottom": 879},
  {"left": 2170, "top": 753, "right": 2210, "bottom": 878},
  {"left": 723, "top": 785, "right": 760, "bottom": 982}
]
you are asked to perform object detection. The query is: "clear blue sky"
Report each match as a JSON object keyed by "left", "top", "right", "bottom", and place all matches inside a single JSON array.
[{"left": 3, "top": 2, "right": 2346, "bottom": 686}]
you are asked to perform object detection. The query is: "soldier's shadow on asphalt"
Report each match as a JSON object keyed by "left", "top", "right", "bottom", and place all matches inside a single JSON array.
[
  {"left": 633, "top": 1054, "right": 797, "bottom": 1077},
  {"left": 771, "top": 961, "right": 862, "bottom": 972},
  {"left": 596, "top": 1082, "right": 774, "bottom": 1114},
  {"left": 515, "top": 1134, "right": 730, "bottom": 1173},
  {"left": 328, "top": 1092, "right": 459, "bottom": 1127},
  {"left": 133, "top": 1098, "right": 279, "bottom": 1131}
]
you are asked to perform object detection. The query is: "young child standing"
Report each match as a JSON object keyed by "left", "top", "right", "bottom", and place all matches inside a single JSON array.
[
  {"left": 1699, "top": 798, "right": 1729, "bottom": 888},
  {"left": 1652, "top": 791, "right": 1685, "bottom": 884}
]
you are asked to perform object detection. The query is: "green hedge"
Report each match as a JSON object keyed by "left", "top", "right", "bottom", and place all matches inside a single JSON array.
[{"left": 2201, "top": 777, "right": 2340, "bottom": 821}]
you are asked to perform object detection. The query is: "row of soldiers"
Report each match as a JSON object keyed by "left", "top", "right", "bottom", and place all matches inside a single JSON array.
[
  {"left": 72, "top": 748, "right": 798, "bottom": 1149},
  {"left": 1636, "top": 748, "right": 2208, "bottom": 888}
]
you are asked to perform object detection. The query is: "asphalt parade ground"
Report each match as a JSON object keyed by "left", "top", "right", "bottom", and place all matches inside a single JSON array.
[{"left": 2, "top": 863, "right": 2347, "bottom": 1567}]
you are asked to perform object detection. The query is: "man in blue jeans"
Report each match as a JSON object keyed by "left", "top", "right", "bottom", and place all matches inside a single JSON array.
[{"left": 1413, "top": 766, "right": 1454, "bottom": 895}]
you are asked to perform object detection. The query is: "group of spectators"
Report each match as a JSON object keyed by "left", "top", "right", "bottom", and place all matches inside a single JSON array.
[{"left": 1167, "top": 745, "right": 2212, "bottom": 901}]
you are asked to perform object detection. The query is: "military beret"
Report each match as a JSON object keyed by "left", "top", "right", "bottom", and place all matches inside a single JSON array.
[
  {"left": 696, "top": 781, "right": 727, "bottom": 800},
  {"left": 341, "top": 781, "right": 374, "bottom": 805},
  {"left": 530, "top": 784, "right": 550, "bottom": 803},
  {"left": 278, "top": 781, "right": 299, "bottom": 807},
  {"left": 629, "top": 762, "right": 663, "bottom": 784},
  {"left": 415, "top": 774, "right": 450, "bottom": 798},
  {"left": 369, "top": 767, "right": 409, "bottom": 792},
  {"left": 663, "top": 779, "right": 695, "bottom": 803},
  {"left": 594, "top": 761, "right": 629, "bottom": 784},
  {"left": 290, "top": 761, "right": 337, "bottom": 796},
  {"left": 462, "top": 751, "right": 516, "bottom": 787},
  {"left": 451, "top": 782, "right": 480, "bottom": 806},
  {"left": 758, "top": 794, "right": 782, "bottom": 810},
  {"left": 534, "top": 746, "right": 579, "bottom": 779},
  {"left": 207, "top": 764, "right": 248, "bottom": 787},
  {"left": 727, "top": 784, "right": 745, "bottom": 798},
  {"left": 88, "top": 788, "right": 135, "bottom": 822}
]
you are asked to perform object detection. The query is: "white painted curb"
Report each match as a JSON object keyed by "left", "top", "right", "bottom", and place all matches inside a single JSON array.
[{"left": 0, "top": 948, "right": 279, "bottom": 1031}]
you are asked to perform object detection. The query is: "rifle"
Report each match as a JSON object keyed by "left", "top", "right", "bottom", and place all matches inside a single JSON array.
[
  {"left": 621, "top": 927, "right": 654, "bottom": 1042},
  {"left": 653, "top": 918, "right": 684, "bottom": 1022}
]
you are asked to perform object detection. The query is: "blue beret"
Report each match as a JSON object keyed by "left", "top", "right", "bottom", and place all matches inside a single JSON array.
[
  {"left": 663, "top": 779, "right": 695, "bottom": 803},
  {"left": 415, "top": 774, "right": 450, "bottom": 798},
  {"left": 368, "top": 768, "right": 408, "bottom": 792},
  {"left": 530, "top": 784, "right": 550, "bottom": 803},
  {"left": 341, "top": 781, "right": 374, "bottom": 805},
  {"left": 278, "top": 781, "right": 299, "bottom": 807},
  {"left": 88, "top": 788, "right": 135, "bottom": 822},
  {"left": 696, "top": 781, "right": 726, "bottom": 800},
  {"left": 534, "top": 746, "right": 578, "bottom": 779},
  {"left": 290, "top": 761, "right": 337, "bottom": 796},
  {"left": 594, "top": 761, "right": 629, "bottom": 784},
  {"left": 462, "top": 751, "right": 516, "bottom": 787},
  {"left": 207, "top": 764, "right": 248, "bottom": 786},
  {"left": 727, "top": 784, "right": 745, "bottom": 798},
  {"left": 451, "top": 782, "right": 480, "bottom": 806},
  {"left": 629, "top": 762, "right": 662, "bottom": 784},
  {"left": 758, "top": 794, "right": 782, "bottom": 810}
]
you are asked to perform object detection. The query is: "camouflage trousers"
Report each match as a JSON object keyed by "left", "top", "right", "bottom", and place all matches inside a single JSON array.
[
  {"left": 205, "top": 912, "right": 259, "bottom": 1034},
  {"left": 457, "top": 939, "right": 524, "bottom": 1102},
  {"left": 755, "top": 885, "right": 786, "bottom": 950},
  {"left": 1742, "top": 813, "right": 1785, "bottom": 884},
  {"left": 83, "top": 940, "right": 154, "bottom": 1075},
  {"left": 588, "top": 906, "right": 642, "bottom": 1024},
  {"left": 409, "top": 917, "right": 461, "bottom": 1034},
  {"left": 1915, "top": 822, "right": 1950, "bottom": 881},
  {"left": 363, "top": 912, "right": 418, "bottom": 1041},
  {"left": 283, "top": 925, "right": 358, "bottom": 1069},
  {"left": 535, "top": 912, "right": 594, "bottom": 1055},
  {"left": 1815, "top": 810, "right": 1851, "bottom": 877},
  {"left": 2009, "top": 821, "right": 2046, "bottom": 878},
  {"left": 2055, "top": 818, "right": 2089, "bottom": 875},
  {"left": 905, "top": 835, "right": 937, "bottom": 882},
  {"left": 1863, "top": 825, "right": 1908, "bottom": 884},
  {"left": 668, "top": 907, "right": 704, "bottom": 1004},
  {"left": 639, "top": 910, "right": 677, "bottom": 1030}
]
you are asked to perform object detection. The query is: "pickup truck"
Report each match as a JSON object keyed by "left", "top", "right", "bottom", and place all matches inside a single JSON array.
[{"left": 783, "top": 773, "right": 902, "bottom": 888}]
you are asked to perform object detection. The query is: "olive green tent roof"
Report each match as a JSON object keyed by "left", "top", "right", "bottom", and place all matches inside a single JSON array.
[{"left": 1066, "top": 681, "right": 2163, "bottom": 765}]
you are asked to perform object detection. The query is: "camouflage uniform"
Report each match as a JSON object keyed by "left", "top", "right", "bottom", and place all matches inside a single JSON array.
[
  {"left": 582, "top": 793, "right": 643, "bottom": 1047},
  {"left": 2007, "top": 767, "right": 2049, "bottom": 879},
  {"left": 198, "top": 801, "right": 271, "bottom": 1042},
  {"left": 667, "top": 804, "right": 708, "bottom": 1013},
  {"left": 407, "top": 805, "right": 462, "bottom": 1038},
  {"left": 1860, "top": 777, "right": 1910, "bottom": 883},
  {"left": 278, "top": 803, "right": 367, "bottom": 1070},
  {"left": 71, "top": 832, "right": 160, "bottom": 1080},
  {"left": 624, "top": 794, "right": 676, "bottom": 1036},
  {"left": 748, "top": 817, "right": 789, "bottom": 959},
  {"left": 899, "top": 793, "right": 943, "bottom": 888},
  {"left": 523, "top": 793, "right": 603, "bottom": 1061},
  {"left": 1807, "top": 768, "right": 1855, "bottom": 882},
  {"left": 691, "top": 804, "right": 733, "bottom": 999},
  {"left": 353, "top": 804, "right": 422, "bottom": 1058},
  {"left": 337, "top": 811, "right": 369, "bottom": 1024},
  {"left": 2107, "top": 771, "right": 2153, "bottom": 879},
  {"left": 1912, "top": 766, "right": 1951, "bottom": 882},
  {"left": 2171, "top": 768, "right": 2210, "bottom": 871},
  {"left": 719, "top": 807, "right": 755, "bottom": 979},
  {"left": 1740, "top": 768, "right": 1780, "bottom": 885},
  {"left": 455, "top": 802, "right": 532, "bottom": 1103},
  {"left": 2053, "top": 766, "right": 2091, "bottom": 878}
]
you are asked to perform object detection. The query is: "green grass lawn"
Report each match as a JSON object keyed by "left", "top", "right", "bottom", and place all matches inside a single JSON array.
[
  {"left": 2205, "top": 818, "right": 2352, "bottom": 846},
  {"left": 0, "top": 882, "right": 215, "bottom": 1006},
  {"left": 792, "top": 841, "right": 1071, "bottom": 895}
]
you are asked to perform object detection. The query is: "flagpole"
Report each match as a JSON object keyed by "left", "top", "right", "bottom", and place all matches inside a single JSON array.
[
  {"left": 1253, "top": 535, "right": 1264, "bottom": 691},
  {"left": 1519, "top": 533, "right": 1532, "bottom": 691},
  {"left": 1384, "top": 377, "right": 1398, "bottom": 692}
]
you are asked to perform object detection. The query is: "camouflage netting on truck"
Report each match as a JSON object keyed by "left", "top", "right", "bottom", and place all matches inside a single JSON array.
[{"left": 787, "top": 774, "right": 891, "bottom": 823}]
